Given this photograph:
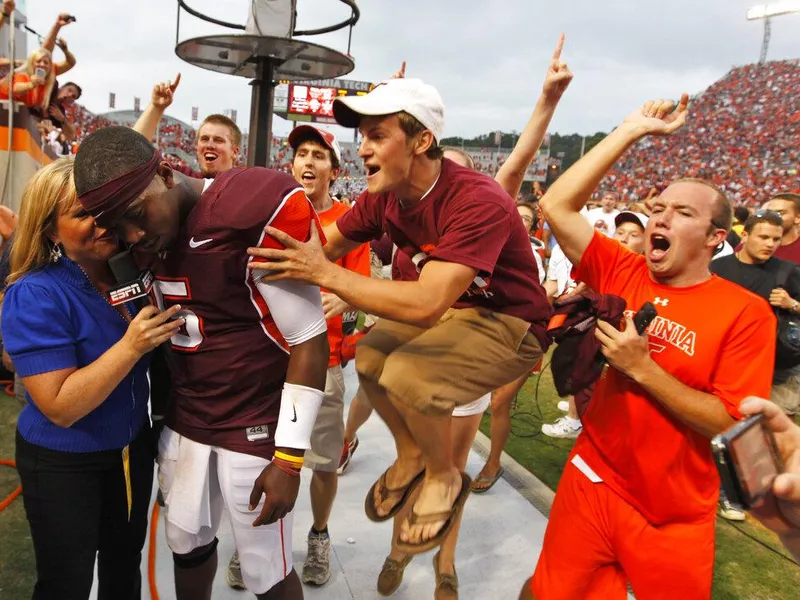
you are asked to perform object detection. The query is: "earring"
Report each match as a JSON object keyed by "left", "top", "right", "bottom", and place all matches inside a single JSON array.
[{"left": 50, "top": 242, "right": 63, "bottom": 263}]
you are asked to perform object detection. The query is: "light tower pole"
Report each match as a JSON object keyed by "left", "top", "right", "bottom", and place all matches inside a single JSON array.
[{"left": 747, "top": 2, "right": 800, "bottom": 64}]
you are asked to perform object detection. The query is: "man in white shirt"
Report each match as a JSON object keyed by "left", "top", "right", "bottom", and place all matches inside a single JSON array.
[{"left": 581, "top": 191, "right": 620, "bottom": 237}]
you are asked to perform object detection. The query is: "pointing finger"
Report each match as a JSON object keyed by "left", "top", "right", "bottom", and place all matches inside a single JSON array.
[
  {"left": 171, "top": 73, "right": 182, "bottom": 91},
  {"left": 553, "top": 32, "right": 565, "bottom": 61}
]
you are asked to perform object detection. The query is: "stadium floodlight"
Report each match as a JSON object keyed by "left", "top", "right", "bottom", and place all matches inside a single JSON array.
[{"left": 747, "top": 2, "right": 800, "bottom": 63}]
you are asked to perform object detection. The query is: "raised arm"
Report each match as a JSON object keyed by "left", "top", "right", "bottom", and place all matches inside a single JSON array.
[
  {"left": 53, "top": 38, "right": 76, "bottom": 75},
  {"left": 42, "top": 13, "right": 74, "bottom": 53},
  {"left": 133, "top": 74, "right": 181, "bottom": 141},
  {"left": 496, "top": 34, "right": 572, "bottom": 199},
  {"left": 540, "top": 95, "right": 689, "bottom": 267}
]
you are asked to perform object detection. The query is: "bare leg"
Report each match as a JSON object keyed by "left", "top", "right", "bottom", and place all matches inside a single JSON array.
[
  {"left": 436, "top": 413, "right": 482, "bottom": 576},
  {"left": 256, "top": 569, "right": 303, "bottom": 599},
  {"left": 386, "top": 412, "right": 481, "bottom": 567},
  {"left": 394, "top": 396, "right": 461, "bottom": 546},
  {"left": 360, "top": 376, "right": 424, "bottom": 518},
  {"left": 310, "top": 470, "right": 338, "bottom": 531},
  {"left": 567, "top": 396, "right": 579, "bottom": 420},
  {"left": 344, "top": 387, "right": 374, "bottom": 444},
  {"left": 473, "top": 374, "right": 528, "bottom": 491}
]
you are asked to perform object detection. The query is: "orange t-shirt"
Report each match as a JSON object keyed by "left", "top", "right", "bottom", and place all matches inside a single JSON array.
[
  {"left": 0, "top": 73, "right": 46, "bottom": 109},
  {"left": 318, "top": 201, "right": 370, "bottom": 366},
  {"left": 573, "top": 232, "right": 775, "bottom": 525}
]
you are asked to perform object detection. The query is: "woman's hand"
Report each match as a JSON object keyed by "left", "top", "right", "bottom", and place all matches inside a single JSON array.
[{"left": 121, "top": 305, "right": 184, "bottom": 357}]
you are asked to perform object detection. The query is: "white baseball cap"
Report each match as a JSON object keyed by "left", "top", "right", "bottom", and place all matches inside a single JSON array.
[
  {"left": 614, "top": 210, "right": 649, "bottom": 230},
  {"left": 333, "top": 78, "right": 445, "bottom": 143},
  {"left": 287, "top": 125, "right": 342, "bottom": 166}
]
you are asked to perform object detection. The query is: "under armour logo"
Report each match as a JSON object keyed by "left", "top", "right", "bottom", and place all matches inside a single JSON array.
[{"left": 653, "top": 297, "right": 669, "bottom": 307}]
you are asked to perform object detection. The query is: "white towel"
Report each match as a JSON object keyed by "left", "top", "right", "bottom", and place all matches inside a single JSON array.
[{"left": 166, "top": 435, "right": 213, "bottom": 535}]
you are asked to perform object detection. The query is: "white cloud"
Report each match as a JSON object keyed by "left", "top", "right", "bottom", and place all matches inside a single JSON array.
[{"left": 23, "top": 0, "right": 800, "bottom": 140}]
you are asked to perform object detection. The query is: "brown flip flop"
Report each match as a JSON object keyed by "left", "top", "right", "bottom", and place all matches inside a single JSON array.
[
  {"left": 364, "top": 467, "right": 425, "bottom": 522},
  {"left": 394, "top": 472, "right": 472, "bottom": 555},
  {"left": 470, "top": 466, "right": 504, "bottom": 494}
]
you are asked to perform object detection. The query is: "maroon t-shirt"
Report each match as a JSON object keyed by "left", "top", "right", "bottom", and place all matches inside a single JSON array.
[
  {"left": 151, "top": 168, "right": 317, "bottom": 459},
  {"left": 338, "top": 159, "right": 550, "bottom": 346},
  {"left": 774, "top": 237, "right": 800, "bottom": 265}
]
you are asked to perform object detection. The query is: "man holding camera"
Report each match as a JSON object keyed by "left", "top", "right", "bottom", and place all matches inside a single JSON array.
[{"left": 523, "top": 97, "right": 776, "bottom": 600}]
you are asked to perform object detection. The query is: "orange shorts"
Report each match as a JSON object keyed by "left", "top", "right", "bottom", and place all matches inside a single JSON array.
[{"left": 531, "top": 458, "right": 715, "bottom": 600}]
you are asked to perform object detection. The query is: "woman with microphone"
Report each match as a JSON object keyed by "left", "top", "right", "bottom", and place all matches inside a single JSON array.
[{"left": 1, "top": 158, "right": 182, "bottom": 600}]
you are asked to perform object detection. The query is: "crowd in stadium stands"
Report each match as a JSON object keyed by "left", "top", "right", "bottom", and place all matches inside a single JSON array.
[
  {"left": 158, "top": 121, "right": 196, "bottom": 155},
  {"left": 601, "top": 60, "right": 800, "bottom": 205}
]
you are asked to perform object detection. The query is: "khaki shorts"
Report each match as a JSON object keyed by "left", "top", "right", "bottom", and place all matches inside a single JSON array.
[
  {"left": 304, "top": 365, "right": 346, "bottom": 472},
  {"left": 356, "top": 307, "right": 542, "bottom": 417},
  {"left": 772, "top": 368, "right": 800, "bottom": 416}
]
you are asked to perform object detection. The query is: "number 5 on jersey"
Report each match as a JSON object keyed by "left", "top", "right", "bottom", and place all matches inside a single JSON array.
[{"left": 152, "top": 278, "right": 204, "bottom": 351}]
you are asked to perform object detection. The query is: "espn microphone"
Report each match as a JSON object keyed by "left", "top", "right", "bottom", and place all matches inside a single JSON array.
[
  {"left": 108, "top": 250, "right": 155, "bottom": 310},
  {"left": 109, "top": 250, "right": 177, "bottom": 435},
  {"left": 107, "top": 250, "right": 178, "bottom": 372}
]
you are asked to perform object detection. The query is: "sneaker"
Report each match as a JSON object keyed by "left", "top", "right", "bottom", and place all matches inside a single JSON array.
[
  {"left": 557, "top": 401, "right": 569, "bottom": 413},
  {"left": 718, "top": 498, "right": 746, "bottom": 522},
  {"left": 541, "top": 416, "right": 582, "bottom": 439},
  {"left": 226, "top": 550, "right": 247, "bottom": 590},
  {"left": 302, "top": 529, "right": 332, "bottom": 586},
  {"left": 337, "top": 435, "right": 359, "bottom": 475}
]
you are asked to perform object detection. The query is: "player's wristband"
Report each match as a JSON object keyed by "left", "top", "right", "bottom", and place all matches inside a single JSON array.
[
  {"left": 273, "top": 450, "right": 304, "bottom": 467},
  {"left": 274, "top": 382, "right": 324, "bottom": 450},
  {"left": 272, "top": 459, "right": 301, "bottom": 477}
]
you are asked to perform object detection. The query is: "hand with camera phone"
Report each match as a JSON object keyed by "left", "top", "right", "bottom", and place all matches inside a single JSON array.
[{"left": 738, "top": 397, "right": 800, "bottom": 560}]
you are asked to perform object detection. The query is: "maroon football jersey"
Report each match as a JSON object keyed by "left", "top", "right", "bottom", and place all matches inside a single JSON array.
[{"left": 152, "top": 167, "right": 317, "bottom": 458}]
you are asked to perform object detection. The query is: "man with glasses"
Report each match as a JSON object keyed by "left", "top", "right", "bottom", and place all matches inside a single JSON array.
[{"left": 521, "top": 97, "right": 776, "bottom": 600}]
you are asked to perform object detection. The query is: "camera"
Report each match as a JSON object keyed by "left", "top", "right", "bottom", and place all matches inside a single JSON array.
[{"left": 711, "top": 411, "right": 783, "bottom": 509}]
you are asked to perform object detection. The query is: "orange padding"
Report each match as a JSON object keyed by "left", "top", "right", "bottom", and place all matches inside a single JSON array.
[
  {"left": 0, "top": 126, "right": 53, "bottom": 164},
  {"left": 0, "top": 459, "right": 22, "bottom": 512}
]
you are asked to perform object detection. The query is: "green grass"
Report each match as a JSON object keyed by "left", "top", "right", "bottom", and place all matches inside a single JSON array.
[
  {"left": 0, "top": 389, "right": 35, "bottom": 599},
  {"left": 482, "top": 364, "right": 800, "bottom": 600}
]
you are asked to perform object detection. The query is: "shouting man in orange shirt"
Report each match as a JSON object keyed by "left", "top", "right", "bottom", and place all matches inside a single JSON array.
[
  {"left": 288, "top": 125, "right": 371, "bottom": 587},
  {"left": 524, "top": 97, "right": 776, "bottom": 599}
]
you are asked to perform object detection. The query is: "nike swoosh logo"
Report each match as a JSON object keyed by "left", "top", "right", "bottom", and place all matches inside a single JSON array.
[
  {"left": 189, "top": 237, "right": 213, "bottom": 248},
  {"left": 291, "top": 403, "right": 298, "bottom": 423}
]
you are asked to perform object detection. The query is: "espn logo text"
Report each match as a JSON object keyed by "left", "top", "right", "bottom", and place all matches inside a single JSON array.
[{"left": 108, "top": 276, "right": 153, "bottom": 306}]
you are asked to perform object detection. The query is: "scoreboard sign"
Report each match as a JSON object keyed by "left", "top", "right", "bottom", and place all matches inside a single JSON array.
[{"left": 274, "top": 79, "right": 376, "bottom": 124}]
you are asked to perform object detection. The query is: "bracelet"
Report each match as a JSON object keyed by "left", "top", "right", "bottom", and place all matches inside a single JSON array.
[
  {"left": 273, "top": 456, "right": 302, "bottom": 471},
  {"left": 272, "top": 458, "right": 301, "bottom": 477},
  {"left": 273, "top": 450, "right": 304, "bottom": 466}
]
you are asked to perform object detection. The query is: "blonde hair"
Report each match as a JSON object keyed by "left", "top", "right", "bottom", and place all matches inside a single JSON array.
[
  {"left": 15, "top": 48, "right": 56, "bottom": 111},
  {"left": 7, "top": 158, "right": 77, "bottom": 287},
  {"left": 443, "top": 147, "right": 475, "bottom": 170}
]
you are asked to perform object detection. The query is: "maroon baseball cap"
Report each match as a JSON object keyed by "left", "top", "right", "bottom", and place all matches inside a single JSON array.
[{"left": 287, "top": 125, "right": 342, "bottom": 165}]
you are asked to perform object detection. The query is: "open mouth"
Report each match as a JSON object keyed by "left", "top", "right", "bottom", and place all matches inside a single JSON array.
[
  {"left": 301, "top": 171, "right": 316, "bottom": 183},
  {"left": 365, "top": 164, "right": 381, "bottom": 178},
  {"left": 202, "top": 152, "right": 218, "bottom": 164},
  {"left": 649, "top": 234, "right": 671, "bottom": 261}
]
